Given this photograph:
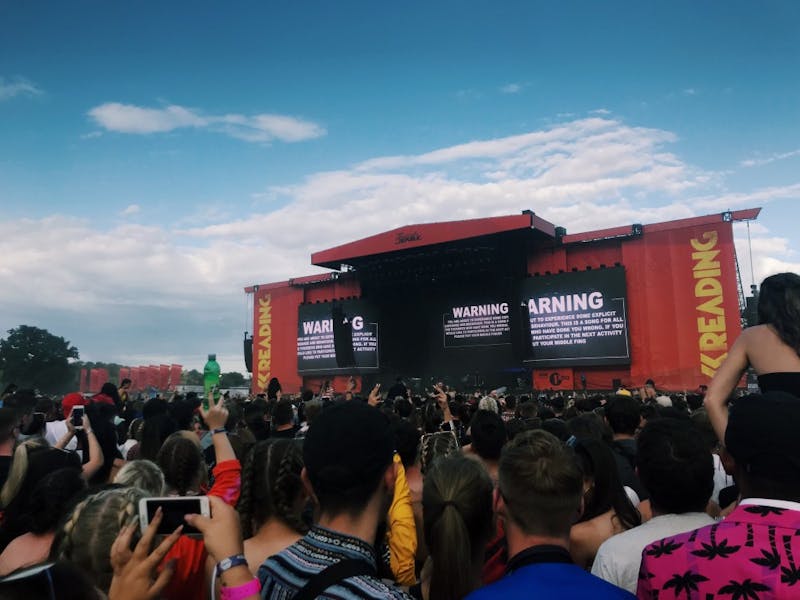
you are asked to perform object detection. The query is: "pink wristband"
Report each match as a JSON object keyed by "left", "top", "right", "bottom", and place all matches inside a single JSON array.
[{"left": 220, "top": 577, "right": 260, "bottom": 600}]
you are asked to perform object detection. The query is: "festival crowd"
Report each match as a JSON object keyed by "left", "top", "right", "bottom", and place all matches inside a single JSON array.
[{"left": 0, "top": 272, "right": 798, "bottom": 600}]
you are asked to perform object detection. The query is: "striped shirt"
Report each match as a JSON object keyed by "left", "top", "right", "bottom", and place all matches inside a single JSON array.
[{"left": 257, "top": 526, "right": 414, "bottom": 600}]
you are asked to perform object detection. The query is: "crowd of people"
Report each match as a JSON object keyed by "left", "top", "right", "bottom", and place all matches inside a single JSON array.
[{"left": 0, "top": 271, "right": 797, "bottom": 599}]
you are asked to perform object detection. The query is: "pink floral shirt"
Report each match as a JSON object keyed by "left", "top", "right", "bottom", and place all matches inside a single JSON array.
[{"left": 638, "top": 500, "right": 800, "bottom": 599}]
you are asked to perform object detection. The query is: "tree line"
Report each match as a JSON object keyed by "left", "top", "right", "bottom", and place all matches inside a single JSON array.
[{"left": 0, "top": 325, "right": 249, "bottom": 394}]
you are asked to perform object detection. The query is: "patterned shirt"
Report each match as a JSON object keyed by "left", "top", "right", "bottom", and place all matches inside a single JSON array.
[
  {"left": 638, "top": 499, "right": 800, "bottom": 599},
  {"left": 258, "top": 525, "right": 414, "bottom": 600}
]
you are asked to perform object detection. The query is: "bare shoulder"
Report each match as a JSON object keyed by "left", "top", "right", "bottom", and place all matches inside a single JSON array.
[
  {"left": 742, "top": 324, "right": 772, "bottom": 340},
  {"left": 742, "top": 324, "right": 800, "bottom": 372}
]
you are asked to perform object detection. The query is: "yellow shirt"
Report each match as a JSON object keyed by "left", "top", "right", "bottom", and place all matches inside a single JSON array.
[{"left": 387, "top": 453, "right": 418, "bottom": 585}]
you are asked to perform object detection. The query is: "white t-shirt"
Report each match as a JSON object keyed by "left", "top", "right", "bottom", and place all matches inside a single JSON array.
[
  {"left": 45, "top": 420, "right": 77, "bottom": 451},
  {"left": 592, "top": 512, "right": 716, "bottom": 593}
]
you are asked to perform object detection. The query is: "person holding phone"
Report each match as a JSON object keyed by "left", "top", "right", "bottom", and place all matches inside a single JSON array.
[
  {"left": 44, "top": 393, "right": 86, "bottom": 451},
  {"left": 156, "top": 391, "right": 242, "bottom": 600},
  {"left": 108, "top": 496, "right": 261, "bottom": 600},
  {"left": 52, "top": 407, "right": 104, "bottom": 481}
]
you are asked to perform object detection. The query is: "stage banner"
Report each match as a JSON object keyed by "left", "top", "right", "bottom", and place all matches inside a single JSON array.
[
  {"left": 169, "top": 365, "right": 182, "bottom": 390},
  {"left": 622, "top": 221, "right": 741, "bottom": 390},
  {"left": 533, "top": 368, "right": 574, "bottom": 391}
]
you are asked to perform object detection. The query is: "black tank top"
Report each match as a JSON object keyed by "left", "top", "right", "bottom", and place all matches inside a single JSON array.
[{"left": 757, "top": 372, "right": 800, "bottom": 397}]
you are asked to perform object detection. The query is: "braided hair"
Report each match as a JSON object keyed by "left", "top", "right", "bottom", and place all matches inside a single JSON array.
[
  {"left": 53, "top": 487, "right": 147, "bottom": 592},
  {"left": 419, "top": 431, "right": 459, "bottom": 476},
  {"left": 238, "top": 439, "right": 307, "bottom": 539},
  {"left": 156, "top": 431, "right": 205, "bottom": 496}
]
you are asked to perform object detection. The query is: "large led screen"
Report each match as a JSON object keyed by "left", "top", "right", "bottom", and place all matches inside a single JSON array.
[
  {"left": 521, "top": 267, "right": 630, "bottom": 367},
  {"left": 297, "top": 300, "right": 379, "bottom": 374},
  {"left": 442, "top": 300, "right": 512, "bottom": 348}
]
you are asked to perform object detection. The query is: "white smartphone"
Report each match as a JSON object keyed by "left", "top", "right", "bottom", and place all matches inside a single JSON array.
[
  {"left": 71, "top": 405, "right": 84, "bottom": 429},
  {"left": 138, "top": 496, "right": 210, "bottom": 538}
]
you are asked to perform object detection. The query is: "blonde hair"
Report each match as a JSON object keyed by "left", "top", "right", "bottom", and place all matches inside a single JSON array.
[
  {"left": 54, "top": 487, "right": 147, "bottom": 592},
  {"left": 0, "top": 438, "right": 48, "bottom": 508},
  {"left": 478, "top": 396, "right": 499, "bottom": 414},
  {"left": 114, "top": 459, "right": 165, "bottom": 496}
]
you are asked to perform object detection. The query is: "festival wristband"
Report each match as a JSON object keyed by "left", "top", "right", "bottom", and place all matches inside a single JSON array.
[
  {"left": 216, "top": 554, "right": 247, "bottom": 577},
  {"left": 220, "top": 577, "right": 260, "bottom": 600},
  {"left": 212, "top": 427, "right": 228, "bottom": 435}
]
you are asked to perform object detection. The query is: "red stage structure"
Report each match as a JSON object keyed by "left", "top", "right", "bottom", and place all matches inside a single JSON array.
[{"left": 245, "top": 208, "right": 760, "bottom": 394}]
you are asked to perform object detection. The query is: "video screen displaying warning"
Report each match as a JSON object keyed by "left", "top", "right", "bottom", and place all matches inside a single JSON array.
[
  {"left": 297, "top": 300, "right": 379, "bottom": 373},
  {"left": 521, "top": 267, "right": 630, "bottom": 367},
  {"left": 442, "top": 301, "right": 512, "bottom": 348}
]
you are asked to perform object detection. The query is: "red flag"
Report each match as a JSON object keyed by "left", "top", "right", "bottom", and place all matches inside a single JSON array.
[
  {"left": 159, "top": 365, "right": 170, "bottom": 390},
  {"left": 148, "top": 366, "right": 159, "bottom": 389},
  {"left": 91, "top": 369, "right": 100, "bottom": 393},
  {"left": 169, "top": 364, "right": 182, "bottom": 390}
]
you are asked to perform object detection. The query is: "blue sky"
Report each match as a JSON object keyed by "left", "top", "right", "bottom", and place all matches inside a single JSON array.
[{"left": 1, "top": 1, "right": 798, "bottom": 373}]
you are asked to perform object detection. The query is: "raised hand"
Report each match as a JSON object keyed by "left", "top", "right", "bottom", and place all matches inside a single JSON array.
[
  {"left": 108, "top": 508, "right": 182, "bottom": 600},
  {"left": 184, "top": 495, "right": 243, "bottom": 563},
  {"left": 200, "top": 390, "right": 229, "bottom": 431},
  {"left": 368, "top": 383, "right": 382, "bottom": 407}
]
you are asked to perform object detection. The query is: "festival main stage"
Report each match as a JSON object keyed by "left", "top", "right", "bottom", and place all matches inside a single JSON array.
[{"left": 245, "top": 208, "right": 760, "bottom": 394}]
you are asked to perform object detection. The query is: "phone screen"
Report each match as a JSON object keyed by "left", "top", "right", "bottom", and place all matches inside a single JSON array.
[
  {"left": 143, "top": 498, "right": 204, "bottom": 535},
  {"left": 71, "top": 406, "right": 84, "bottom": 427}
]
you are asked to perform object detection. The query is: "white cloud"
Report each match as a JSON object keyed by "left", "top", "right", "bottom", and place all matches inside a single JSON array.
[
  {"left": 500, "top": 83, "right": 522, "bottom": 94},
  {"left": 690, "top": 183, "right": 800, "bottom": 211},
  {"left": 455, "top": 89, "right": 482, "bottom": 101},
  {"left": 2, "top": 115, "right": 796, "bottom": 369},
  {"left": 590, "top": 108, "right": 611, "bottom": 115},
  {"left": 121, "top": 204, "right": 141, "bottom": 216},
  {"left": 740, "top": 148, "right": 800, "bottom": 168},
  {"left": 87, "top": 102, "right": 326, "bottom": 143},
  {"left": 80, "top": 131, "right": 103, "bottom": 140},
  {"left": 683, "top": 88, "right": 697, "bottom": 96},
  {"left": 734, "top": 222, "right": 800, "bottom": 290},
  {"left": 0, "top": 77, "right": 43, "bottom": 101}
]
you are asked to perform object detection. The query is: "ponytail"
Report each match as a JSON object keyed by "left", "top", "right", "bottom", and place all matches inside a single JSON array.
[
  {"left": 427, "top": 502, "right": 474, "bottom": 600},
  {"left": 423, "top": 455, "right": 494, "bottom": 600}
]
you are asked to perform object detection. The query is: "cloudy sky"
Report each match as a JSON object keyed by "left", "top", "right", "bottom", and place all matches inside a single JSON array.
[{"left": 1, "top": 1, "right": 798, "bottom": 373}]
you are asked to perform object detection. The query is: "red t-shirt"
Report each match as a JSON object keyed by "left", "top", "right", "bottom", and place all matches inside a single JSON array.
[{"left": 161, "top": 459, "right": 241, "bottom": 600}]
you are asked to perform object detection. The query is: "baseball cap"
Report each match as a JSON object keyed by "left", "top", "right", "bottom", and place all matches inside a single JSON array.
[
  {"left": 725, "top": 392, "right": 800, "bottom": 480},
  {"left": 62, "top": 393, "right": 87, "bottom": 417},
  {"left": 303, "top": 401, "right": 394, "bottom": 494}
]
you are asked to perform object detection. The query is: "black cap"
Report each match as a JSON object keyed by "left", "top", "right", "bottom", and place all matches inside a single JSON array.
[
  {"left": 726, "top": 392, "right": 800, "bottom": 479},
  {"left": 303, "top": 401, "right": 394, "bottom": 494}
]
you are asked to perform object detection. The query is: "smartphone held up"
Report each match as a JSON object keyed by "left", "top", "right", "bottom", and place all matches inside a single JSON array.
[{"left": 139, "top": 496, "right": 210, "bottom": 538}]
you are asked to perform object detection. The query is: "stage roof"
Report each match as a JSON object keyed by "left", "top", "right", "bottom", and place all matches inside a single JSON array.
[
  {"left": 311, "top": 211, "right": 556, "bottom": 270},
  {"left": 245, "top": 207, "right": 761, "bottom": 292}
]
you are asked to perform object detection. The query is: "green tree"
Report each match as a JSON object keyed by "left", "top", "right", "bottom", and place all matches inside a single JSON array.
[
  {"left": 0, "top": 325, "right": 80, "bottom": 394},
  {"left": 183, "top": 369, "right": 203, "bottom": 386},
  {"left": 219, "top": 371, "right": 247, "bottom": 388}
]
